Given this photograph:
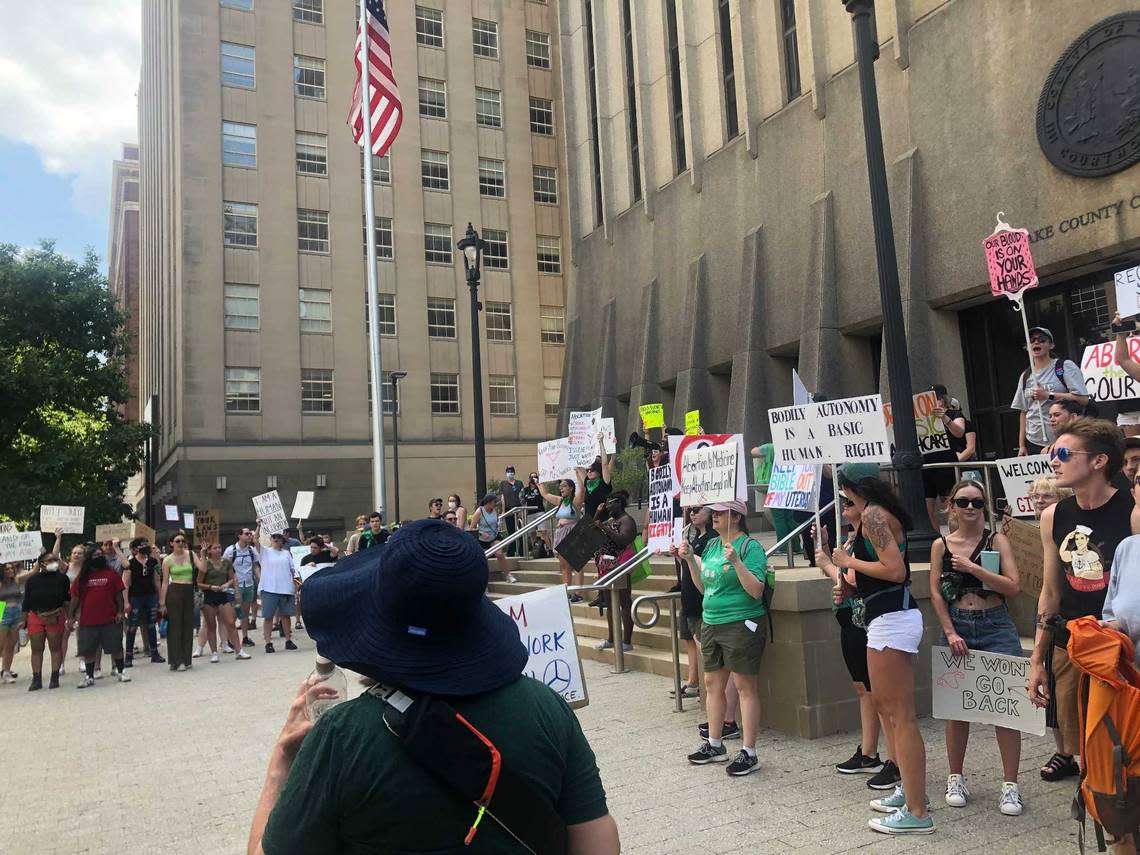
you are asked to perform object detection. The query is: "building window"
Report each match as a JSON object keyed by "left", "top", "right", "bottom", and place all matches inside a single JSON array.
[
  {"left": 479, "top": 158, "right": 506, "bottom": 197},
  {"left": 532, "top": 165, "right": 557, "bottom": 204},
  {"left": 665, "top": 0, "right": 687, "bottom": 174},
  {"left": 536, "top": 235, "right": 561, "bottom": 274},
  {"left": 364, "top": 215, "right": 394, "bottom": 259},
  {"left": 297, "top": 209, "right": 329, "bottom": 253},
  {"left": 780, "top": 0, "right": 801, "bottom": 101},
  {"left": 222, "top": 122, "right": 256, "bottom": 167},
  {"left": 415, "top": 6, "right": 444, "bottom": 48},
  {"left": 293, "top": 55, "right": 326, "bottom": 99},
  {"left": 489, "top": 375, "right": 517, "bottom": 416},
  {"left": 718, "top": 0, "right": 739, "bottom": 139},
  {"left": 292, "top": 0, "right": 322, "bottom": 24},
  {"left": 299, "top": 288, "right": 332, "bottom": 333},
  {"left": 483, "top": 229, "right": 508, "bottom": 270},
  {"left": 529, "top": 97, "right": 554, "bottom": 135},
  {"left": 295, "top": 132, "right": 328, "bottom": 175},
  {"left": 301, "top": 368, "right": 334, "bottom": 413},
  {"left": 381, "top": 370, "right": 400, "bottom": 415},
  {"left": 225, "top": 367, "right": 260, "bottom": 413},
  {"left": 621, "top": 0, "right": 642, "bottom": 202},
  {"left": 485, "top": 301, "right": 512, "bottom": 341},
  {"left": 544, "top": 377, "right": 561, "bottom": 417},
  {"left": 475, "top": 87, "right": 502, "bottom": 128},
  {"left": 421, "top": 149, "right": 450, "bottom": 191},
  {"left": 418, "top": 78, "right": 447, "bottom": 119},
  {"left": 224, "top": 283, "right": 259, "bottom": 330},
  {"left": 377, "top": 293, "right": 396, "bottom": 336},
  {"left": 221, "top": 42, "right": 255, "bottom": 89},
  {"left": 526, "top": 30, "right": 551, "bottom": 69},
  {"left": 223, "top": 201, "right": 258, "bottom": 247},
  {"left": 472, "top": 19, "right": 499, "bottom": 59},
  {"left": 361, "top": 150, "right": 391, "bottom": 183},
  {"left": 427, "top": 298, "right": 456, "bottom": 338},
  {"left": 540, "top": 304, "right": 565, "bottom": 344},
  {"left": 221, "top": 0, "right": 253, "bottom": 9},
  {"left": 430, "top": 373, "right": 460, "bottom": 415},
  {"left": 424, "top": 223, "right": 452, "bottom": 264}
]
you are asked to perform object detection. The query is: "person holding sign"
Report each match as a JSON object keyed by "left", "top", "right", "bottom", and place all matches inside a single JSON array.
[
  {"left": 928, "top": 480, "right": 1025, "bottom": 817},
  {"left": 1012, "top": 327, "right": 1088, "bottom": 456},
  {"left": 20, "top": 552, "right": 71, "bottom": 690},
  {"left": 922, "top": 386, "right": 967, "bottom": 531},
  {"left": 538, "top": 474, "right": 585, "bottom": 597}
]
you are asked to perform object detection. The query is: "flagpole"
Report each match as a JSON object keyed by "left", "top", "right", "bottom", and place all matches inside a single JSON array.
[{"left": 360, "top": 0, "right": 387, "bottom": 520}]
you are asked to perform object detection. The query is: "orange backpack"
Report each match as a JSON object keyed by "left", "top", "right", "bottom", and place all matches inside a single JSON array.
[{"left": 1068, "top": 616, "right": 1140, "bottom": 852}]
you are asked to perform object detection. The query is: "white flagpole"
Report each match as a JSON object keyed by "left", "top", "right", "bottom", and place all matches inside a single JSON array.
[{"left": 360, "top": 1, "right": 387, "bottom": 519}]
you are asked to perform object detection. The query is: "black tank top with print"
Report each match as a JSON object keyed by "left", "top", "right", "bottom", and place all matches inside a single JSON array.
[{"left": 1051, "top": 490, "right": 1134, "bottom": 622}]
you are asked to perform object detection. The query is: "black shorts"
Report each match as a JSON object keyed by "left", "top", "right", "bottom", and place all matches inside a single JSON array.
[
  {"left": 202, "top": 590, "right": 230, "bottom": 607},
  {"left": 835, "top": 606, "right": 871, "bottom": 690},
  {"left": 680, "top": 615, "right": 701, "bottom": 642},
  {"left": 922, "top": 466, "right": 955, "bottom": 499}
]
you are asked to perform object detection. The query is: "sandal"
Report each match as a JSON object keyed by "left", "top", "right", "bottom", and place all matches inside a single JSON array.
[{"left": 1040, "top": 752, "right": 1079, "bottom": 781}]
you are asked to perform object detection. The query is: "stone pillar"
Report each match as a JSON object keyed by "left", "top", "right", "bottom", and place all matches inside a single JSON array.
[
  {"left": 673, "top": 254, "right": 715, "bottom": 429},
  {"left": 627, "top": 279, "right": 665, "bottom": 431},
  {"left": 594, "top": 299, "right": 620, "bottom": 420}
]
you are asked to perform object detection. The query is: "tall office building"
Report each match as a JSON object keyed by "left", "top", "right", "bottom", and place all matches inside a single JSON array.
[{"left": 138, "top": 0, "right": 569, "bottom": 536}]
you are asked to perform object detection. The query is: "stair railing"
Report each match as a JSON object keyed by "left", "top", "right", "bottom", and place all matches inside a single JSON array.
[
  {"left": 566, "top": 545, "right": 651, "bottom": 674},
  {"left": 484, "top": 507, "right": 559, "bottom": 559},
  {"left": 632, "top": 591, "right": 685, "bottom": 711}
]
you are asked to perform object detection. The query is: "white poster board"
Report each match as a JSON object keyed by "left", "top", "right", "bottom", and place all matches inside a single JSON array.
[
  {"left": 932, "top": 646, "right": 1044, "bottom": 736},
  {"left": 568, "top": 408, "right": 603, "bottom": 467},
  {"left": 0, "top": 522, "right": 16, "bottom": 535},
  {"left": 290, "top": 545, "right": 310, "bottom": 574},
  {"left": 598, "top": 418, "right": 617, "bottom": 455},
  {"left": 252, "top": 490, "right": 289, "bottom": 535},
  {"left": 39, "top": 505, "right": 85, "bottom": 534},
  {"left": 0, "top": 530, "right": 43, "bottom": 562},
  {"left": 537, "top": 438, "right": 574, "bottom": 482},
  {"left": 292, "top": 491, "right": 315, "bottom": 520},
  {"left": 678, "top": 444, "right": 738, "bottom": 507},
  {"left": 1116, "top": 265, "right": 1140, "bottom": 319},
  {"left": 763, "top": 464, "right": 821, "bottom": 511},
  {"left": 1081, "top": 337, "right": 1140, "bottom": 402},
  {"left": 768, "top": 395, "right": 891, "bottom": 465},
  {"left": 667, "top": 434, "right": 748, "bottom": 503},
  {"left": 164, "top": 505, "right": 180, "bottom": 523},
  {"left": 646, "top": 465, "right": 674, "bottom": 553},
  {"left": 182, "top": 512, "right": 195, "bottom": 530},
  {"left": 494, "top": 585, "right": 588, "bottom": 709},
  {"left": 995, "top": 455, "right": 1052, "bottom": 518}
]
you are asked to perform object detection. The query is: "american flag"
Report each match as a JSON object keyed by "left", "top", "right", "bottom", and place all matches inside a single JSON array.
[{"left": 348, "top": 0, "right": 403, "bottom": 157}]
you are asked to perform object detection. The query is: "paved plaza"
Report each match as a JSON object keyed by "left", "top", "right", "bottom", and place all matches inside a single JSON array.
[{"left": 4, "top": 631, "right": 1079, "bottom": 854}]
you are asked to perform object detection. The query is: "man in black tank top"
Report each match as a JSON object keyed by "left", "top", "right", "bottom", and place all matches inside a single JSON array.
[{"left": 1029, "top": 419, "right": 1136, "bottom": 781}]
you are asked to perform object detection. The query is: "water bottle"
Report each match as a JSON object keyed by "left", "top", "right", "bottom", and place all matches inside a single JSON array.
[{"left": 305, "top": 656, "right": 348, "bottom": 721}]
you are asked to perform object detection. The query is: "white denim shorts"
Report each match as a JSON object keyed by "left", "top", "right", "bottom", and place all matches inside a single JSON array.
[{"left": 866, "top": 608, "right": 923, "bottom": 654}]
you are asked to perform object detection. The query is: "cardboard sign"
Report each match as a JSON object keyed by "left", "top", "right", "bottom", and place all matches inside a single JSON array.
[
  {"left": 39, "top": 505, "right": 85, "bottom": 534},
  {"left": 252, "top": 490, "right": 289, "bottom": 535},
  {"left": 554, "top": 521, "right": 608, "bottom": 571},
  {"left": 193, "top": 510, "right": 220, "bottom": 546},
  {"left": 646, "top": 465, "right": 674, "bottom": 553},
  {"left": 768, "top": 395, "right": 891, "bottom": 465},
  {"left": 995, "top": 455, "right": 1052, "bottom": 518},
  {"left": 537, "top": 438, "right": 574, "bottom": 483},
  {"left": 684, "top": 410, "right": 701, "bottom": 435},
  {"left": 932, "top": 646, "right": 1044, "bottom": 736},
  {"left": 598, "top": 418, "right": 617, "bottom": 454},
  {"left": 0, "top": 530, "right": 43, "bottom": 562},
  {"left": 885, "top": 391, "right": 949, "bottom": 456},
  {"left": 668, "top": 434, "right": 748, "bottom": 503},
  {"left": 1080, "top": 337, "right": 1140, "bottom": 402},
  {"left": 763, "top": 464, "right": 821, "bottom": 511},
  {"left": 494, "top": 585, "right": 588, "bottom": 709},
  {"left": 95, "top": 521, "right": 156, "bottom": 545},
  {"left": 678, "top": 443, "right": 738, "bottom": 507},
  {"left": 639, "top": 403, "right": 664, "bottom": 429},
  {"left": 1006, "top": 517, "right": 1045, "bottom": 599},
  {"left": 164, "top": 505, "right": 180, "bottom": 523},
  {"left": 568, "top": 408, "right": 603, "bottom": 467},
  {"left": 982, "top": 228, "right": 1038, "bottom": 299},
  {"left": 291, "top": 491, "right": 315, "bottom": 520},
  {"left": 1116, "top": 265, "right": 1140, "bottom": 319}
]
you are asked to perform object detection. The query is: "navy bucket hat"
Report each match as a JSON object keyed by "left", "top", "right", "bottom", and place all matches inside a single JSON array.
[{"left": 302, "top": 518, "right": 527, "bottom": 696}]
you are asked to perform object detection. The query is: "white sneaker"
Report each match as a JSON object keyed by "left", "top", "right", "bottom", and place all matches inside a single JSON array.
[
  {"left": 999, "top": 782, "right": 1023, "bottom": 816},
  {"left": 223, "top": 643, "right": 235, "bottom": 654},
  {"left": 77, "top": 675, "right": 95, "bottom": 689},
  {"left": 93, "top": 669, "right": 103, "bottom": 680},
  {"left": 507, "top": 573, "right": 519, "bottom": 583},
  {"left": 210, "top": 652, "right": 220, "bottom": 663},
  {"left": 1, "top": 671, "right": 16, "bottom": 684},
  {"left": 192, "top": 646, "right": 202, "bottom": 658},
  {"left": 118, "top": 670, "right": 131, "bottom": 683},
  {"left": 945, "top": 774, "right": 969, "bottom": 808},
  {"left": 236, "top": 650, "right": 252, "bottom": 660}
]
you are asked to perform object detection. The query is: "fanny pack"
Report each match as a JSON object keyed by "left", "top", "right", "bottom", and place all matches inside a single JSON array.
[{"left": 851, "top": 584, "right": 910, "bottom": 630}]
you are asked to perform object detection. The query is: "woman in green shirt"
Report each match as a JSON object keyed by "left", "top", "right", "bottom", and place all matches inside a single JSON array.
[
  {"left": 679, "top": 499, "right": 769, "bottom": 777},
  {"left": 161, "top": 532, "right": 203, "bottom": 671},
  {"left": 197, "top": 544, "right": 251, "bottom": 663}
]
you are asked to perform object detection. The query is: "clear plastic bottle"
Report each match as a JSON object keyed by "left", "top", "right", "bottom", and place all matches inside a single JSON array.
[{"left": 306, "top": 656, "right": 348, "bottom": 721}]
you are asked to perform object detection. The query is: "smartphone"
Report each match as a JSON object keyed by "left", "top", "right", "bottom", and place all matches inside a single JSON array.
[
  {"left": 995, "top": 498, "right": 1010, "bottom": 516},
  {"left": 1112, "top": 319, "right": 1138, "bottom": 333}
]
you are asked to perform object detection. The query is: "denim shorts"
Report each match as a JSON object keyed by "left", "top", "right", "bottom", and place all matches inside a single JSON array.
[
  {"left": 261, "top": 591, "right": 296, "bottom": 619},
  {"left": 0, "top": 602, "right": 22, "bottom": 629},
  {"left": 940, "top": 602, "right": 1023, "bottom": 657}
]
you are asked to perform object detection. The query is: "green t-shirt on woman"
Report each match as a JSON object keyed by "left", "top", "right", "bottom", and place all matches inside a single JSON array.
[{"left": 700, "top": 534, "right": 768, "bottom": 625}]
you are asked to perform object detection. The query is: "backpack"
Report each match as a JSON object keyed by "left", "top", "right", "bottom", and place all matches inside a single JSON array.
[
  {"left": 1020, "top": 359, "right": 1099, "bottom": 418},
  {"left": 1067, "top": 616, "right": 1140, "bottom": 852},
  {"left": 739, "top": 537, "right": 776, "bottom": 640}
]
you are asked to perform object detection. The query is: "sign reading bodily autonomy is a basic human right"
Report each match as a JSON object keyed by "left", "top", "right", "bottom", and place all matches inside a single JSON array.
[
  {"left": 768, "top": 395, "right": 891, "bottom": 465},
  {"left": 495, "top": 585, "right": 587, "bottom": 709}
]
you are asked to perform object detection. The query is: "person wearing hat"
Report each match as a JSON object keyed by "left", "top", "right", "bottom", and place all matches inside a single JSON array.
[
  {"left": 471, "top": 493, "right": 517, "bottom": 583},
  {"left": 680, "top": 498, "right": 771, "bottom": 778},
  {"left": 922, "top": 385, "right": 968, "bottom": 531},
  {"left": 248, "top": 520, "right": 620, "bottom": 855},
  {"left": 1012, "top": 326, "right": 1088, "bottom": 456}
]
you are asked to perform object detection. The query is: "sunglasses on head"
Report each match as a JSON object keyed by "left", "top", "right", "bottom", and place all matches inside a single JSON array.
[
  {"left": 952, "top": 497, "right": 985, "bottom": 509},
  {"left": 1049, "top": 447, "right": 1096, "bottom": 463}
]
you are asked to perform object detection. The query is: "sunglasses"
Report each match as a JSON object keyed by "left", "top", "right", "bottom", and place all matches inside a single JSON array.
[
  {"left": 172, "top": 538, "right": 186, "bottom": 544},
  {"left": 839, "top": 496, "right": 854, "bottom": 508},
  {"left": 1029, "top": 336, "right": 1051, "bottom": 344},
  {"left": 1049, "top": 447, "right": 1097, "bottom": 463},
  {"left": 445, "top": 515, "right": 457, "bottom": 521},
  {"left": 952, "top": 498, "right": 986, "bottom": 509}
]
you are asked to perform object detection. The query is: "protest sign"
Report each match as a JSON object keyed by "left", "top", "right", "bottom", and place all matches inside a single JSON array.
[
  {"left": 568, "top": 408, "right": 603, "bottom": 467},
  {"left": 164, "top": 505, "right": 180, "bottom": 523},
  {"left": 0, "top": 522, "right": 16, "bottom": 535},
  {"left": 646, "top": 465, "right": 674, "bottom": 552},
  {"left": 290, "top": 545, "right": 310, "bottom": 574},
  {"left": 537, "top": 438, "right": 574, "bottom": 482},
  {"left": 673, "top": 518, "right": 685, "bottom": 546},
  {"left": 885, "top": 391, "right": 949, "bottom": 456},
  {"left": 678, "top": 444, "right": 737, "bottom": 507},
  {"left": 668, "top": 434, "right": 748, "bottom": 502},
  {"left": 1006, "top": 518, "right": 1045, "bottom": 599},
  {"left": 768, "top": 395, "right": 891, "bottom": 465},
  {"left": 932, "top": 646, "right": 1044, "bottom": 736},
  {"left": 182, "top": 512, "right": 194, "bottom": 530},
  {"left": 39, "top": 505, "right": 85, "bottom": 534},
  {"left": 995, "top": 455, "right": 1052, "bottom": 517},
  {"left": 598, "top": 418, "right": 617, "bottom": 454},
  {"left": 291, "top": 491, "right": 315, "bottom": 520},
  {"left": 95, "top": 521, "right": 156, "bottom": 545},
  {"left": 764, "top": 464, "right": 820, "bottom": 511},
  {"left": 639, "top": 403, "right": 664, "bottom": 429},
  {"left": 0, "top": 530, "right": 42, "bottom": 563},
  {"left": 554, "top": 520, "right": 608, "bottom": 571},
  {"left": 982, "top": 226, "right": 1038, "bottom": 299},
  {"left": 1116, "top": 265, "right": 1140, "bottom": 319},
  {"left": 252, "top": 490, "right": 288, "bottom": 535},
  {"left": 193, "top": 510, "right": 220, "bottom": 546},
  {"left": 684, "top": 410, "right": 701, "bottom": 435},
  {"left": 1081, "top": 336, "right": 1140, "bottom": 402},
  {"left": 494, "top": 585, "right": 588, "bottom": 709}
]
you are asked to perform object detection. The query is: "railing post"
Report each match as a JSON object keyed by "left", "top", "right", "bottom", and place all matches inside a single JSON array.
[
  {"left": 786, "top": 538, "right": 795, "bottom": 567},
  {"left": 669, "top": 597, "right": 682, "bottom": 713},
  {"left": 983, "top": 464, "right": 996, "bottom": 520},
  {"left": 610, "top": 586, "right": 627, "bottom": 673}
]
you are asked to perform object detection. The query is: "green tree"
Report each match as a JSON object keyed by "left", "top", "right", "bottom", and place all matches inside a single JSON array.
[{"left": 0, "top": 243, "right": 150, "bottom": 533}]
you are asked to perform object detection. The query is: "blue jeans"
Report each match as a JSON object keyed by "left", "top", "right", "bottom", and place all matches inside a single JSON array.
[
  {"left": 127, "top": 594, "right": 159, "bottom": 655},
  {"left": 940, "top": 603, "right": 1023, "bottom": 657}
]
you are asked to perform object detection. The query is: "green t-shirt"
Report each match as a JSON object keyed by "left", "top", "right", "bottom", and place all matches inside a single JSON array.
[
  {"left": 262, "top": 676, "right": 608, "bottom": 855},
  {"left": 700, "top": 534, "right": 768, "bottom": 625}
]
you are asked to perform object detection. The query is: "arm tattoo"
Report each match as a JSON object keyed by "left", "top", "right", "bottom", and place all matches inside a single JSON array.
[{"left": 862, "top": 507, "right": 894, "bottom": 554}]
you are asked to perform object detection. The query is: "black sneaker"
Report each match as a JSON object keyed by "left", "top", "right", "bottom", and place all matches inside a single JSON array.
[
  {"left": 248, "top": 619, "right": 257, "bottom": 630},
  {"left": 687, "top": 741, "right": 729, "bottom": 765},
  {"left": 726, "top": 750, "right": 759, "bottom": 777},
  {"left": 698, "top": 720, "right": 742, "bottom": 740},
  {"left": 284, "top": 639, "right": 298, "bottom": 651},
  {"left": 867, "top": 759, "right": 902, "bottom": 790},
  {"left": 836, "top": 745, "right": 884, "bottom": 775},
  {"left": 124, "top": 655, "right": 133, "bottom": 669},
  {"left": 242, "top": 637, "right": 254, "bottom": 647},
  {"left": 48, "top": 673, "right": 59, "bottom": 689},
  {"left": 28, "top": 675, "right": 42, "bottom": 692},
  {"left": 151, "top": 653, "right": 166, "bottom": 664},
  {"left": 265, "top": 643, "right": 276, "bottom": 654}
]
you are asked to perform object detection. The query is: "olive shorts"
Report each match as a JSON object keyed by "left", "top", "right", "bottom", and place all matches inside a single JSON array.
[{"left": 702, "top": 618, "right": 767, "bottom": 676}]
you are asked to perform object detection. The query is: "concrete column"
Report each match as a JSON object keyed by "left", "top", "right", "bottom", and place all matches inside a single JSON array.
[
  {"left": 673, "top": 255, "right": 714, "bottom": 426},
  {"left": 727, "top": 226, "right": 781, "bottom": 446},
  {"left": 595, "top": 299, "right": 620, "bottom": 418},
  {"left": 627, "top": 279, "right": 665, "bottom": 426}
]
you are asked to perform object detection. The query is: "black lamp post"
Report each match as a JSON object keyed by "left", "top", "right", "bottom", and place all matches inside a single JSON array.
[
  {"left": 457, "top": 223, "right": 489, "bottom": 501},
  {"left": 842, "top": 0, "right": 935, "bottom": 558},
  {"left": 389, "top": 370, "right": 407, "bottom": 524}
]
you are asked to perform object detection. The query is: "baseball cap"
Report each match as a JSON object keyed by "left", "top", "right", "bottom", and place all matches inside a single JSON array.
[
  {"left": 706, "top": 499, "right": 747, "bottom": 515},
  {"left": 1028, "top": 326, "right": 1054, "bottom": 341},
  {"left": 838, "top": 463, "right": 882, "bottom": 486}
]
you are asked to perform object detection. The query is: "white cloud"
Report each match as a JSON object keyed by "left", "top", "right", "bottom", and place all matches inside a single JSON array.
[{"left": 0, "top": 1, "right": 141, "bottom": 218}]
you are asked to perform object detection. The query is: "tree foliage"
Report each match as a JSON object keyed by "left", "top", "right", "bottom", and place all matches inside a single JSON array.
[{"left": 0, "top": 243, "right": 150, "bottom": 531}]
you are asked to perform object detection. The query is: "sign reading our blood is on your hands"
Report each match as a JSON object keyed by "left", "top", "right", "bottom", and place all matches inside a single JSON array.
[{"left": 982, "top": 227, "right": 1038, "bottom": 299}]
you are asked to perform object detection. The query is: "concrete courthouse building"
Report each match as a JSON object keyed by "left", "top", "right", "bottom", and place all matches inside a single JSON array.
[
  {"left": 556, "top": 0, "right": 1140, "bottom": 456},
  {"left": 138, "top": 0, "right": 570, "bottom": 534}
]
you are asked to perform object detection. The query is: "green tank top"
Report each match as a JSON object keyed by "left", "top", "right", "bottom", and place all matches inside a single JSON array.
[
  {"left": 167, "top": 559, "right": 194, "bottom": 583},
  {"left": 202, "top": 559, "right": 230, "bottom": 587}
]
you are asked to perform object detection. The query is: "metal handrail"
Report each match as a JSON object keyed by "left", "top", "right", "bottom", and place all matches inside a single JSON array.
[
  {"left": 484, "top": 507, "right": 559, "bottom": 558},
  {"left": 632, "top": 591, "right": 686, "bottom": 712},
  {"left": 763, "top": 499, "right": 837, "bottom": 565},
  {"left": 567, "top": 544, "right": 651, "bottom": 674}
]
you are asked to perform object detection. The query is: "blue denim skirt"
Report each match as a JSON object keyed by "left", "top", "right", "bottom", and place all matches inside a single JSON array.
[{"left": 939, "top": 602, "right": 1023, "bottom": 657}]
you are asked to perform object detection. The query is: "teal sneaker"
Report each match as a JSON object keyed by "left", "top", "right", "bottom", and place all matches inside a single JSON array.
[
  {"left": 870, "top": 784, "right": 906, "bottom": 813},
  {"left": 868, "top": 807, "right": 935, "bottom": 835}
]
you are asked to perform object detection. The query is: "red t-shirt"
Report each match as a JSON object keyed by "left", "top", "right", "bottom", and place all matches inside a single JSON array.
[{"left": 71, "top": 569, "right": 125, "bottom": 626}]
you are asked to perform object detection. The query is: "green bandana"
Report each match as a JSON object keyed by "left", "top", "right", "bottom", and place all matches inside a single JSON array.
[{"left": 585, "top": 477, "right": 602, "bottom": 494}]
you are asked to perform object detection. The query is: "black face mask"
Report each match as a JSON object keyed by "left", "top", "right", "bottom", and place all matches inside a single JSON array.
[
  {"left": 89, "top": 554, "right": 109, "bottom": 571},
  {"left": 139, "top": 546, "right": 152, "bottom": 556}
]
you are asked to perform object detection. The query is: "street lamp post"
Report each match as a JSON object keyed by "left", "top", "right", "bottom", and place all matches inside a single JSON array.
[
  {"left": 842, "top": 0, "right": 935, "bottom": 558},
  {"left": 389, "top": 371, "right": 407, "bottom": 525},
  {"left": 457, "top": 223, "right": 489, "bottom": 501}
]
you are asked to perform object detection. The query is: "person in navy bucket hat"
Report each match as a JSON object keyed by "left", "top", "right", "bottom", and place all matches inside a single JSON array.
[{"left": 301, "top": 518, "right": 527, "bottom": 695}]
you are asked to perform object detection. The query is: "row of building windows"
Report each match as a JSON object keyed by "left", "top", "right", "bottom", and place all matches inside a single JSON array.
[
  {"left": 221, "top": 0, "right": 324, "bottom": 22},
  {"left": 414, "top": 6, "right": 552, "bottom": 70}
]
